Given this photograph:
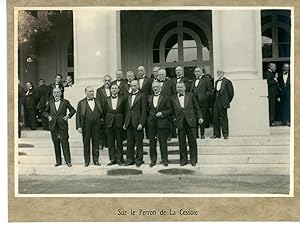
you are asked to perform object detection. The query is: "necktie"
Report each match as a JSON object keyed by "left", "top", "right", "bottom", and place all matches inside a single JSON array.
[{"left": 87, "top": 98, "right": 94, "bottom": 101}]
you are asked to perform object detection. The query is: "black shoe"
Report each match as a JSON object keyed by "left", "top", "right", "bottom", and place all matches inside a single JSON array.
[
  {"left": 224, "top": 136, "right": 228, "bottom": 139},
  {"left": 94, "top": 162, "right": 101, "bottom": 166},
  {"left": 54, "top": 163, "right": 61, "bottom": 167},
  {"left": 149, "top": 162, "right": 156, "bottom": 168},
  {"left": 84, "top": 163, "right": 89, "bottom": 167},
  {"left": 210, "top": 135, "right": 220, "bottom": 139},
  {"left": 124, "top": 162, "right": 134, "bottom": 166},
  {"left": 180, "top": 162, "right": 187, "bottom": 166},
  {"left": 107, "top": 161, "right": 117, "bottom": 166},
  {"left": 117, "top": 161, "right": 123, "bottom": 166},
  {"left": 67, "top": 163, "right": 72, "bottom": 167},
  {"left": 163, "top": 162, "right": 168, "bottom": 167},
  {"left": 201, "top": 136, "right": 205, "bottom": 139},
  {"left": 191, "top": 162, "right": 197, "bottom": 167},
  {"left": 136, "top": 162, "right": 143, "bottom": 167}
]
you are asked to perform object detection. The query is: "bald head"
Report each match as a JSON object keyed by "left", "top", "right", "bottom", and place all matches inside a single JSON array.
[{"left": 137, "top": 66, "right": 146, "bottom": 78}]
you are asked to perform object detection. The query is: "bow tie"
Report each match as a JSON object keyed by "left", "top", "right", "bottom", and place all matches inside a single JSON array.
[
  {"left": 55, "top": 98, "right": 61, "bottom": 102},
  {"left": 216, "top": 78, "right": 223, "bottom": 82},
  {"left": 158, "top": 79, "right": 164, "bottom": 83},
  {"left": 154, "top": 93, "right": 160, "bottom": 96},
  {"left": 132, "top": 92, "right": 138, "bottom": 95},
  {"left": 178, "top": 94, "right": 184, "bottom": 97},
  {"left": 177, "top": 76, "right": 183, "bottom": 79},
  {"left": 283, "top": 72, "right": 288, "bottom": 75},
  {"left": 87, "top": 98, "right": 94, "bottom": 101},
  {"left": 111, "top": 95, "right": 118, "bottom": 99}
]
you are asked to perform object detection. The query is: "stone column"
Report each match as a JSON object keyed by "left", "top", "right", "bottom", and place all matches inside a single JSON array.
[
  {"left": 212, "top": 10, "right": 270, "bottom": 136},
  {"left": 65, "top": 9, "right": 121, "bottom": 138}
]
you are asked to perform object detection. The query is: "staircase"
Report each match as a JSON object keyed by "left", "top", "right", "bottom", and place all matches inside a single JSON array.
[{"left": 17, "top": 127, "right": 290, "bottom": 176}]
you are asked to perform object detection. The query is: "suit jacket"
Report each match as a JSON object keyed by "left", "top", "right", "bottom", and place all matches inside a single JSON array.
[
  {"left": 157, "top": 80, "right": 173, "bottom": 96},
  {"left": 36, "top": 84, "right": 51, "bottom": 110},
  {"left": 111, "top": 79, "right": 127, "bottom": 96},
  {"left": 123, "top": 81, "right": 132, "bottom": 98},
  {"left": 138, "top": 76, "right": 152, "bottom": 98},
  {"left": 170, "top": 92, "right": 202, "bottom": 130},
  {"left": 170, "top": 77, "right": 191, "bottom": 95},
  {"left": 124, "top": 91, "right": 147, "bottom": 129},
  {"left": 265, "top": 70, "right": 279, "bottom": 99},
  {"left": 96, "top": 86, "right": 111, "bottom": 106},
  {"left": 213, "top": 77, "right": 234, "bottom": 109},
  {"left": 278, "top": 71, "right": 290, "bottom": 97},
  {"left": 147, "top": 95, "right": 172, "bottom": 129},
  {"left": 44, "top": 99, "right": 76, "bottom": 136},
  {"left": 103, "top": 96, "right": 125, "bottom": 128},
  {"left": 49, "top": 82, "right": 64, "bottom": 99},
  {"left": 76, "top": 98, "right": 103, "bottom": 130},
  {"left": 190, "top": 75, "right": 213, "bottom": 107},
  {"left": 24, "top": 87, "right": 38, "bottom": 109}
]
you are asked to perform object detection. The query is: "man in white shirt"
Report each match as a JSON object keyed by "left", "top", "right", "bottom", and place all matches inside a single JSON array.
[
  {"left": 44, "top": 88, "right": 76, "bottom": 167},
  {"left": 76, "top": 87, "right": 104, "bottom": 167},
  {"left": 278, "top": 63, "right": 291, "bottom": 126}
]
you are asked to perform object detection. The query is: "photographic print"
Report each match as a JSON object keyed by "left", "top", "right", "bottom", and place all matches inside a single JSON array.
[{"left": 8, "top": 1, "right": 299, "bottom": 222}]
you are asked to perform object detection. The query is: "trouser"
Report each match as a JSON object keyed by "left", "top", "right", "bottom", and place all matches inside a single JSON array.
[
  {"left": 269, "top": 96, "right": 277, "bottom": 124},
  {"left": 106, "top": 126, "right": 124, "bottom": 162},
  {"left": 83, "top": 121, "right": 100, "bottom": 164},
  {"left": 39, "top": 108, "right": 49, "bottom": 130},
  {"left": 148, "top": 120, "right": 169, "bottom": 163},
  {"left": 126, "top": 123, "right": 144, "bottom": 164},
  {"left": 198, "top": 104, "right": 208, "bottom": 137},
  {"left": 51, "top": 129, "right": 71, "bottom": 164},
  {"left": 213, "top": 98, "right": 229, "bottom": 137},
  {"left": 178, "top": 119, "right": 198, "bottom": 164},
  {"left": 25, "top": 108, "right": 37, "bottom": 130}
]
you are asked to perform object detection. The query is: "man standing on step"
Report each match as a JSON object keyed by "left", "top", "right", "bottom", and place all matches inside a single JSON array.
[
  {"left": 211, "top": 68, "right": 234, "bottom": 139},
  {"left": 103, "top": 84, "right": 126, "bottom": 166},
  {"left": 147, "top": 81, "right": 172, "bottom": 167},
  {"left": 170, "top": 82, "right": 203, "bottom": 167},
  {"left": 190, "top": 66, "right": 213, "bottom": 139},
  {"left": 76, "top": 87, "right": 104, "bottom": 167},
  {"left": 123, "top": 80, "right": 147, "bottom": 167},
  {"left": 36, "top": 78, "right": 51, "bottom": 130},
  {"left": 44, "top": 88, "right": 76, "bottom": 167}
]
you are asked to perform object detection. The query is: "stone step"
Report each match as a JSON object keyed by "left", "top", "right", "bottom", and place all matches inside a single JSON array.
[
  {"left": 19, "top": 145, "right": 289, "bottom": 156},
  {"left": 18, "top": 163, "right": 289, "bottom": 176},
  {"left": 18, "top": 154, "right": 289, "bottom": 165}
]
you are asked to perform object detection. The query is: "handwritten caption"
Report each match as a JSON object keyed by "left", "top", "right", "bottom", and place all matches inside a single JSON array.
[{"left": 117, "top": 208, "right": 199, "bottom": 216}]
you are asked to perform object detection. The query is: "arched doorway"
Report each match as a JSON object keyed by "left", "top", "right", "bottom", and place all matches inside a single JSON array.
[{"left": 151, "top": 18, "right": 212, "bottom": 79}]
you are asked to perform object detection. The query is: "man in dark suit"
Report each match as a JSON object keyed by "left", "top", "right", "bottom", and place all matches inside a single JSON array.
[
  {"left": 103, "top": 84, "right": 125, "bottom": 166},
  {"left": 137, "top": 66, "right": 152, "bottom": 98},
  {"left": 112, "top": 70, "right": 127, "bottom": 96},
  {"left": 18, "top": 80, "right": 25, "bottom": 138},
  {"left": 150, "top": 66, "right": 160, "bottom": 81},
  {"left": 264, "top": 63, "right": 279, "bottom": 126},
  {"left": 190, "top": 67, "right": 213, "bottom": 139},
  {"left": 76, "top": 87, "right": 103, "bottom": 167},
  {"left": 157, "top": 69, "right": 172, "bottom": 96},
  {"left": 63, "top": 75, "right": 73, "bottom": 88},
  {"left": 44, "top": 88, "right": 76, "bottom": 167},
  {"left": 49, "top": 74, "right": 64, "bottom": 100},
  {"left": 36, "top": 79, "right": 51, "bottom": 130},
  {"left": 170, "top": 82, "right": 203, "bottom": 166},
  {"left": 171, "top": 66, "right": 191, "bottom": 95},
  {"left": 278, "top": 63, "right": 291, "bottom": 126},
  {"left": 123, "top": 80, "right": 147, "bottom": 167},
  {"left": 211, "top": 68, "right": 234, "bottom": 139},
  {"left": 24, "top": 81, "right": 37, "bottom": 130},
  {"left": 147, "top": 81, "right": 172, "bottom": 167},
  {"left": 123, "top": 71, "right": 136, "bottom": 98},
  {"left": 96, "top": 75, "right": 112, "bottom": 149}
]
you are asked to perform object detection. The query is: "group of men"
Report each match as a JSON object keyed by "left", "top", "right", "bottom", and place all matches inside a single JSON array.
[
  {"left": 264, "top": 63, "right": 291, "bottom": 126},
  {"left": 18, "top": 74, "right": 74, "bottom": 137},
  {"left": 38, "top": 65, "right": 234, "bottom": 168}
]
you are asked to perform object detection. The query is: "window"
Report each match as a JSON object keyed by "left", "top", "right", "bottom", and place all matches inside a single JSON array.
[{"left": 152, "top": 19, "right": 211, "bottom": 78}]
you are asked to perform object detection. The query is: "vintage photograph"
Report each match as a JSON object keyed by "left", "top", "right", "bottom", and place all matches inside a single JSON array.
[{"left": 15, "top": 7, "right": 293, "bottom": 196}]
